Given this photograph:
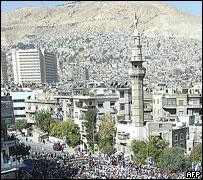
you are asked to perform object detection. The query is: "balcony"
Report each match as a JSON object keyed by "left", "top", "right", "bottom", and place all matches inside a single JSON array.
[
  {"left": 25, "top": 109, "right": 35, "bottom": 113},
  {"left": 129, "top": 68, "right": 146, "bottom": 76},
  {"left": 117, "top": 133, "right": 129, "bottom": 140},
  {"left": 163, "top": 104, "right": 177, "bottom": 109},
  {"left": 1, "top": 160, "right": 26, "bottom": 173},
  {"left": 144, "top": 107, "right": 152, "bottom": 112},
  {"left": 187, "top": 104, "right": 202, "bottom": 109}
]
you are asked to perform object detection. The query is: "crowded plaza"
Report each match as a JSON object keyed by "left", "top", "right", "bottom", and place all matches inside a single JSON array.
[{"left": 17, "top": 149, "right": 196, "bottom": 179}]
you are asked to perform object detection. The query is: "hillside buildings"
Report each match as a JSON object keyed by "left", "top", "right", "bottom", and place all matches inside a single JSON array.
[
  {"left": 1, "top": 50, "right": 8, "bottom": 84},
  {"left": 12, "top": 49, "right": 58, "bottom": 84}
]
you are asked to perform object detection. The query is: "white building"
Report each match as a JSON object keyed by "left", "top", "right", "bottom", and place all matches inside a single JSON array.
[
  {"left": 1, "top": 50, "right": 8, "bottom": 84},
  {"left": 12, "top": 49, "right": 58, "bottom": 84},
  {"left": 8, "top": 90, "right": 43, "bottom": 122}
]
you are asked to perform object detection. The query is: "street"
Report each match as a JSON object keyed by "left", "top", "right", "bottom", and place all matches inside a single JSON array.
[{"left": 17, "top": 134, "right": 74, "bottom": 157}]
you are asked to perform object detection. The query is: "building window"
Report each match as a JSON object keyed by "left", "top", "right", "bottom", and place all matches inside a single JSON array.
[
  {"left": 154, "top": 99, "right": 155, "bottom": 104},
  {"left": 189, "top": 99, "right": 197, "bottom": 105},
  {"left": 188, "top": 110, "right": 193, "bottom": 116},
  {"left": 120, "top": 104, "right": 125, "bottom": 110},
  {"left": 159, "top": 124, "right": 163, "bottom": 128},
  {"left": 180, "top": 143, "right": 184, "bottom": 147},
  {"left": 13, "top": 99, "right": 25, "bottom": 102},
  {"left": 174, "top": 144, "right": 178, "bottom": 147},
  {"left": 98, "top": 113, "right": 104, "bottom": 120},
  {"left": 179, "top": 100, "right": 184, "bottom": 105},
  {"left": 112, "top": 90, "right": 115, "bottom": 94},
  {"left": 14, "top": 107, "right": 25, "bottom": 110},
  {"left": 110, "top": 101, "right": 115, "bottom": 107},
  {"left": 157, "top": 99, "right": 159, "bottom": 104},
  {"left": 120, "top": 91, "right": 124, "bottom": 98},
  {"left": 179, "top": 111, "right": 184, "bottom": 115},
  {"left": 158, "top": 109, "right": 159, "bottom": 115},
  {"left": 98, "top": 102, "right": 104, "bottom": 108},
  {"left": 167, "top": 98, "right": 176, "bottom": 105},
  {"left": 189, "top": 148, "right": 191, "bottom": 151},
  {"left": 180, "top": 133, "right": 184, "bottom": 140},
  {"left": 174, "top": 134, "right": 178, "bottom": 141}
]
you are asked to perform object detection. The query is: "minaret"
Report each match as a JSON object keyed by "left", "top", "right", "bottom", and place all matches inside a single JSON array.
[{"left": 130, "top": 14, "right": 146, "bottom": 127}]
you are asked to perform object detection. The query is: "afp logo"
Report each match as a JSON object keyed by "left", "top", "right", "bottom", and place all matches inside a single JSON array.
[{"left": 185, "top": 171, "right": 201, "bottom": 179}]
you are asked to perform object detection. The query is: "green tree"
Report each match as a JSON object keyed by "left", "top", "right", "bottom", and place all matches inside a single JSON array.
[
  {"left": 34, "top": 109, "right": 55, "bottom": 135},
  {"left": 98, "top": 113, "right": 116, "bottom": 155},
  {"left": 84, "top": 108, "right": 97, "bottom": 153},
  {"left": 190, "top": 142, "right": 202, "bottom": 163},
  {"left": 131, "top": 136, "right": 168, "bottom": 165},
  {"left": 131, "top": 140, "right": 147, "bottom": 164},
  {"left": 62, "top": 118, "right": 80, "bottom": 148},
  {"left": 162, "top": 147, "right": 191, "bottom": 173},
  {"left": 14, "top": 119, "right": 28, "bottom": 133},
  {"left": 148, "top": 136, "right": 168, "bottom": 164},
  {"left": 49, "top": 118, "right": 80, "bottom": 148}
]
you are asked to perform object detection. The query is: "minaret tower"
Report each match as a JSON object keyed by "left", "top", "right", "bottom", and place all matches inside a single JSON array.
[{"left": 130, "top": 14, "right": 146, "bottom": 127}]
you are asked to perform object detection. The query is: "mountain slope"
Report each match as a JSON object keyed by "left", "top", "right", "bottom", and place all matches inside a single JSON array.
[{"left": 1, "top": 1, "right": 202, "bottom": 45}]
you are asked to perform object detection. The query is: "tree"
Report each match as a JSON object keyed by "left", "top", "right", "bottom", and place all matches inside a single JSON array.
[
  {"left": 148, "top": 136, "right": 168, "bottom": 164},
  {"left": 13, "top": 119, "right": 28, "bottom": 133},
  {"left": 49, "top": 118, "right": 80, "bottom": 148},
  {"left": 131, "top": 136, "right": 168, "bottom": 165},
  {"left": 190, "top": 142, "right": 202, "bottom": 164},
  {"left": 34, "top": 109, "right": 56, "bottom": 135},
  {"left": 84, "top": 108, "right": 97, "bottom": 152},
  {"left": 162, "top": 147, "right": 191, "bottom": 173},
  {"left": 98, "top": 113, "right": 116, "bottom": 155},
  {"left": 62, "top": 118, "right": 80, "bottom": 148},
  {"left": 131, "top": 140, "right": 147, "bottom": 164}
]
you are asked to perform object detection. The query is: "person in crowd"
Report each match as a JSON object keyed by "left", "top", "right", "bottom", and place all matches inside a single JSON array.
[{"left": 26, "top": 150, "right": 197, "bottom": 179}]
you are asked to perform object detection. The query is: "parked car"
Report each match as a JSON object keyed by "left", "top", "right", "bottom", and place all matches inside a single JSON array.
[{"left": 53, "top": 143, "right": 62, "bottom": 151}]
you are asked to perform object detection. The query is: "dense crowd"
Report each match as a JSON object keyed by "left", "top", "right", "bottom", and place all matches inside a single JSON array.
[{"left": 17, "top": 151, "right": 200, "bottom": 179}]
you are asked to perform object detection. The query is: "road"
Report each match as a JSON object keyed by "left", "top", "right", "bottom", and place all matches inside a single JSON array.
[{"left": 17, "top": 134, "right": 74, "bottom": 157}]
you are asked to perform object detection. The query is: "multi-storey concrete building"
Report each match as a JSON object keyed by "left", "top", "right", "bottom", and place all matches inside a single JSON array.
[
  {"left": 25, "top": 93, "right": 61, "bottom": 124},
  {"left": 153, "top": 92, "right": 202, "bottom": 123},
  {"left": 1, "top": 50, "right": 8, "bottom": 84},
  {"left": 12, "top": 49, "right": 57, "bottom": 84},
  {"left": 1, "top": 96, "right": 25, "bottom": 178}
]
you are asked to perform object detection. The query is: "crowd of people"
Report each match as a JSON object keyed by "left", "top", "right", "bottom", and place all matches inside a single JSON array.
[{"left": 17, "top": 151, "right": 200, "bottom": 179}]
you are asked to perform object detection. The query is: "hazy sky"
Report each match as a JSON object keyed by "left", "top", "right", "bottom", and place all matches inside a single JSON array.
[{"left": 1, "top": 1, "right": 202, "bottom": 17}]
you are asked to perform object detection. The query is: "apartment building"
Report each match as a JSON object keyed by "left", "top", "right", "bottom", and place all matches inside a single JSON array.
[
  {"left": 1, "top": 96, "right": 25, "bottom": 178},
  {"left": 24, "top": 93, "right": 61, "bottom": 124},
  {"left": 153, "top": 92, "right": 202, "bottom": 123},
  {"left": 1, "top": 50, "right": 8, "bottom": 84},
  {"left": 12, "top": 49, "right": 57, "bottom": 84},
  {"left": 11, "top": 90, "right": 43, "bottom": 121}
]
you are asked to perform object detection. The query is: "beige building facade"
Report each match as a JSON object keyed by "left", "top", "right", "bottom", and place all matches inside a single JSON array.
[{"left": 12, "top": 49, "right": 57, "bottom": 84}]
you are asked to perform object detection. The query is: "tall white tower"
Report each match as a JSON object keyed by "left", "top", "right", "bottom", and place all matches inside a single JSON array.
[{"left": 130, "top": 14, "right": 146, "bottom": 127}]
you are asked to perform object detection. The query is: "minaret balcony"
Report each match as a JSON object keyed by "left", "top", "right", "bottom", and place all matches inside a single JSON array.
[
  {"left": 131, "top": 56, "right": 143, "bottom": 62},
  {"left": 129, "top": 68, "right": 146, "bottom": 76}
]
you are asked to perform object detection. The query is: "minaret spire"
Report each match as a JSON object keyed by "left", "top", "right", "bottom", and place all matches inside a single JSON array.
[
  {"left": 134, "top": 13, "right": 138, "bottom": 29},
  {"left": 130, "top": 13, "right": 146, "bottom": 127},
  {"left": 133, "top": 13, "right": 139, "bottom": 36}
]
